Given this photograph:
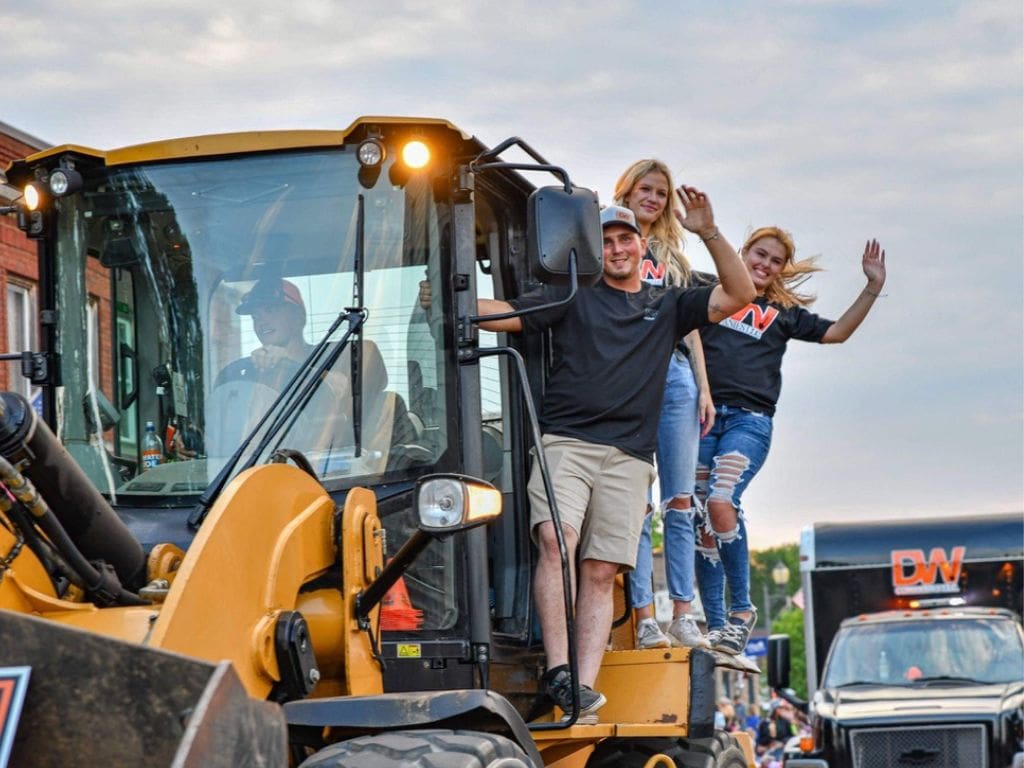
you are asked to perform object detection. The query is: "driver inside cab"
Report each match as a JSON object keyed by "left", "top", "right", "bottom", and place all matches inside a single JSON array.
[
  {"left": 215, "top": 277, "right": 313, "bottom": 390},
  {"left": 207, "top": 276, "right": 420, "bottom": 468}
]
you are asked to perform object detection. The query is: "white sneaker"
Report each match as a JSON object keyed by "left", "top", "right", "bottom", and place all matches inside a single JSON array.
[
  {"left": 636, "top": 618, "right": 671, "bottom": 649},
  {"left": 667, "top": 614, "right": 710, "bottom": 648}
]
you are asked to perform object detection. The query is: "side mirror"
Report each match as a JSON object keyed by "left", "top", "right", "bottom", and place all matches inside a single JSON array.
[
  {"left": 527, "top": 185, "right": 602, "bottom": 286},
  {"left": 767, "top": 633, "right": 791, "bottom": 690}
]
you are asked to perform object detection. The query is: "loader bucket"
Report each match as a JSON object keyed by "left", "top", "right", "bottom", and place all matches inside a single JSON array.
[{"left": 0, "top": 610, "right": 287, "bottom": 768}]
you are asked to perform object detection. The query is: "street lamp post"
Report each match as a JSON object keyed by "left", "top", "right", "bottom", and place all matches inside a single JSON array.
[{"left": 763, "top": 561, "right": 791, "bottom": 631}]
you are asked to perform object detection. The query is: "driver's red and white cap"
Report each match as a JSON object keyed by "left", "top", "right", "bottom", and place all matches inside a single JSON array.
[{"left": 236, "top": 278, "right": 305, "bottom": 315}]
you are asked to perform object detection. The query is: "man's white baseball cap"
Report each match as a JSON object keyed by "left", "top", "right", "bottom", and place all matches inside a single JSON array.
[{"left": 599, "top": 205, "right": 641, "bottom": 235}]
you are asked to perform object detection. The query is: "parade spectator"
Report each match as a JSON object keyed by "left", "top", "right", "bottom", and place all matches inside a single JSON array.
[
  {"left": 757, "top": 699, "right": 795, "bottom": 760},
  {"left": 733, "top": 693, "right": 748, "bottom": 725},
  {"left": 613, "top": 159, "right": 714, "bottom": 649},
  {"left": 695, "top": 229, "right": 887, "bottom": 655},
  {"left": 715, "top": 696, "right": 738, "bottom": 731}
]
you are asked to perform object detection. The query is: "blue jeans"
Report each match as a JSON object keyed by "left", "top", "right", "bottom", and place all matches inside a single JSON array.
[
  {"left": 630, "top": 352, "right": 701, "bottom": 608},
  {"left": 693, "top": 404, "right": 773, "bottom": 629}
]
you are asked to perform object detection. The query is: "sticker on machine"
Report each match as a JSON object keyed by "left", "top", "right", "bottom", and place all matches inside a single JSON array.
[
  {"left": 0, "top": 666, "right": 31, "bottom": 768},
  {"left": 396, "top": 644, "right": 422, "bottom": 658}
]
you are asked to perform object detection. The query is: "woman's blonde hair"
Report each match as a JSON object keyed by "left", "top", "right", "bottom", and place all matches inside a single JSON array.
[
  {"left": 741, "top": 226, "right": 822, "bottom": 308},
  {"left": 613, "top": 159, "right": 692, "bottom": 286}
]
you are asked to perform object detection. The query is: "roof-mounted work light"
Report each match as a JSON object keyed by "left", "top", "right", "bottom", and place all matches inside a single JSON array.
[
  {"left": 48, "top": 168, "right": 83, "bottom": 197},
  {"left": 23, "top": 183, "right": 42, "bottom": 211},
  {"left": 357, "top": 139, "right": 385, "bottom": 167},
  {"left": 401, "top": 140, "right": 430, "bottom": 169}
]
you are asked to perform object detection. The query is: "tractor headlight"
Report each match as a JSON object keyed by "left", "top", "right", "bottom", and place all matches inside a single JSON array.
[
  {"left": 357, "top": 139, "right": 385, "bottom": 167},
  {"left": 401, "top": 140, "right": 430, "bottom": 169},
  {"left": 48, "top": 168, "right": 83, "bottom": 197},
  {"left": 416, "top": 475, "right": 501, "bottom": 532},
  {"left": 23, "top": 183, "right": 42, "bottom": 211}
]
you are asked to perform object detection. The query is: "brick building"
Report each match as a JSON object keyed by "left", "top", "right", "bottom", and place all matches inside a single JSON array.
[{"left": 0, "top": 120, "right": 47, "bottom": 400}]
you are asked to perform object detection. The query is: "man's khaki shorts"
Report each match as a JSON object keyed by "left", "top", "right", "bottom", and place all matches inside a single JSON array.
[{"left": 527, "top": 434, "right": 655, "bottom": 570}]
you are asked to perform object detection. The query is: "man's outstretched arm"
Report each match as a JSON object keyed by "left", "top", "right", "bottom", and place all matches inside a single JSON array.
[
  {"left": 420, "top": 280, "right": 523, "bottom": 332},
  {"left": 477, "top": 298, "right": 523, "bottom": 333}
]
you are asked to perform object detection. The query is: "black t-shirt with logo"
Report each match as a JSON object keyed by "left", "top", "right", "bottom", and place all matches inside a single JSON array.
[
  {"left": 702, "top": 296, "right": 833, "bottom": 416},
  {"left": 639, "top": 250, "right": 716, "bottom": 358},
  {"left": 510, "top": 280, "right": 713, "bottom": 462}
]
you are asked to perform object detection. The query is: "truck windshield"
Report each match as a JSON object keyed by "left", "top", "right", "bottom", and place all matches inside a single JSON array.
[
  {"left": 822, "top": 617, "right": 1024, "bottom": 687},
  {"left": 49, "top": 148, "right": 449, "bottom": 503}
]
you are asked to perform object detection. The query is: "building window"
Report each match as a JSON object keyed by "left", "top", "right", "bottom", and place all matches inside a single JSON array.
[
  {"left": 6, "top": 281, "right": 38, "bottom": 402},
  {"left": 87, "top": 297, "right": 100, "bottom": 390}
]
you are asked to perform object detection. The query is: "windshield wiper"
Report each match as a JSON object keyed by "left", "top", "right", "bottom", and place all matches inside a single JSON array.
[
  {"left": 187, "top": 308, "right": 366, "bottom": 528},
  {"left": 911, "top": 675, "right": 988, "bottom": 685},
  {"left": 832, "top": 680, "right": 886, "bottom": 688},
  {"left": 188, "top": 195, "right": 369, "bottom": 529}
]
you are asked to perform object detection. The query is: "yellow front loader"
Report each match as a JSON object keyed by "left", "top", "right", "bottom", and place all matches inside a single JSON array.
[{"left": 0, "top": 118, "right": 756, "bottom": 767}]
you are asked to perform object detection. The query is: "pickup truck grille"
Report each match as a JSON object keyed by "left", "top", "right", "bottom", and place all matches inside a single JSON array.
[{"left": 850, "top": 724, "right": 987, "bottom": 768}]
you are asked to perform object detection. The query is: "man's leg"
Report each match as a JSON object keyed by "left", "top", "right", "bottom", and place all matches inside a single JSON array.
[
  {"left": 527, "top": 436, "right": 593, "bottom": 669},
  {"left": 575, "top": 558, "right": 621, "bottom": 686},
  {"left": 582, "top": 446, "right": 654, "bottom": 672},
  {"left": 533, "top": 520, "right": 578, "bottom": 670}
]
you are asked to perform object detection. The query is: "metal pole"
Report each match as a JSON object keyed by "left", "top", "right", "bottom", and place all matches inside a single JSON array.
[{"left": 763, "top": 582, "right": 772, "bottom": 631}]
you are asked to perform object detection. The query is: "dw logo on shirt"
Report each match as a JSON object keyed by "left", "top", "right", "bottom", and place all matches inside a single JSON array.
[{"left": 720, "top": 303, "right": 779, "bottom": 339}]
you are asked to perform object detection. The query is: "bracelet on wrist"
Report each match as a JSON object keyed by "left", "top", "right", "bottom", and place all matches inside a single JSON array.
[
  {"left": 863, "top": 288, "right": 886, "bottom": 298},
  {"left": 701, "top": 228, "right": 721, "bottom": 243}
]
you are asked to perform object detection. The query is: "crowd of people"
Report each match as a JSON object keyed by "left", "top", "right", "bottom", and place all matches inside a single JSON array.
[
  {"left": 715, "top": 695, "right": 806, "bottom": 766},
  {"left": 476, "top": 159, "right": 887, "bottom": 722}
]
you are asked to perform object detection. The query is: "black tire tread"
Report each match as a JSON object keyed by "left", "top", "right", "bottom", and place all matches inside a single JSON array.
[
  {"left": 586, "top": 731, "right": 750, "bottom": 768},
  {"left": 298, "top": 728, "right": 532, "bottom": 768}
]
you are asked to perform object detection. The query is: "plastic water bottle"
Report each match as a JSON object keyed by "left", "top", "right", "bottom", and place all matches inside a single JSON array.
[
  {"left": 142, "top": 421, "right": 164, "bottom": 470},
  {"left": 879, "top": 650, "right": 890, "bottom": 681}
]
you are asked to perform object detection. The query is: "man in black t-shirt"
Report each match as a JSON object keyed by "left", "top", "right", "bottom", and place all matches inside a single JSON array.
[{"left": 478, "top": 194, "right": 754, "bottom": 722}]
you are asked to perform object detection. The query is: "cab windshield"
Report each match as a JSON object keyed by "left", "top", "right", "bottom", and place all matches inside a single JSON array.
[
  {"left": 51, "top": 148, "right": 449, "bottom": 503},
  {"left": 822, "top": 617, "right": 1024, "bottom": 687}
]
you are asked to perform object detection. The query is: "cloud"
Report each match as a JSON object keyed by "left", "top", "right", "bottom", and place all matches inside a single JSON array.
[{"left": 1, "top": 0, "right": 1020, "bottom": 546}]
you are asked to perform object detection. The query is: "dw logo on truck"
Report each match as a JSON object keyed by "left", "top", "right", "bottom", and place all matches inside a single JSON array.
[{"left": 891, "top": 546, "right": 965, "bottom": 595}]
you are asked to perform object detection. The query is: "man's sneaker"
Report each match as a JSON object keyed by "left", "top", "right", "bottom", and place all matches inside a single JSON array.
[
  {"left": 667, "top": 614, "right": 710, "bottom": 648},
  {"left": 542, "top": 665, "right": 607, "bottom": 724},
  {"left": 636, "top": 618, "right": 671, "bottom": 649},
  {"left": 710, "top": 610, "right": 758, "bottom": 655}
]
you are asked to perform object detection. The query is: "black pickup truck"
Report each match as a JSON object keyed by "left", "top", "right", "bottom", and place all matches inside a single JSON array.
[{"left": 768, "top": 513, "right": 1024, "bottom": 768}]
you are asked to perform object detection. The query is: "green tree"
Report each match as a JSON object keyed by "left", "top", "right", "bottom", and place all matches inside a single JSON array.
[
  {"left": 749, "top": 543, "right": 799, "bottom": 632},
  {"left": 771, "top": 606, "right": 807, "bottom": 700},
  {"left": 747, "top": 543, "right": 806, "bottom": 699}
]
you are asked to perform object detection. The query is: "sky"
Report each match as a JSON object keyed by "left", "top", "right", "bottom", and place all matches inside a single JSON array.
[{"left": 1, "top": 0, "right": 1021, "bottom": 548}]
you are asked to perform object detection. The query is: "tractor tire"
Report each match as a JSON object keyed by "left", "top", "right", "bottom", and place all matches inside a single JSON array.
[
  {"left": 586, "top": 732, "right": 749, "bottom": 768},
  {"left": 298, "top": 728, "right": 534, "bottom": 768}
]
